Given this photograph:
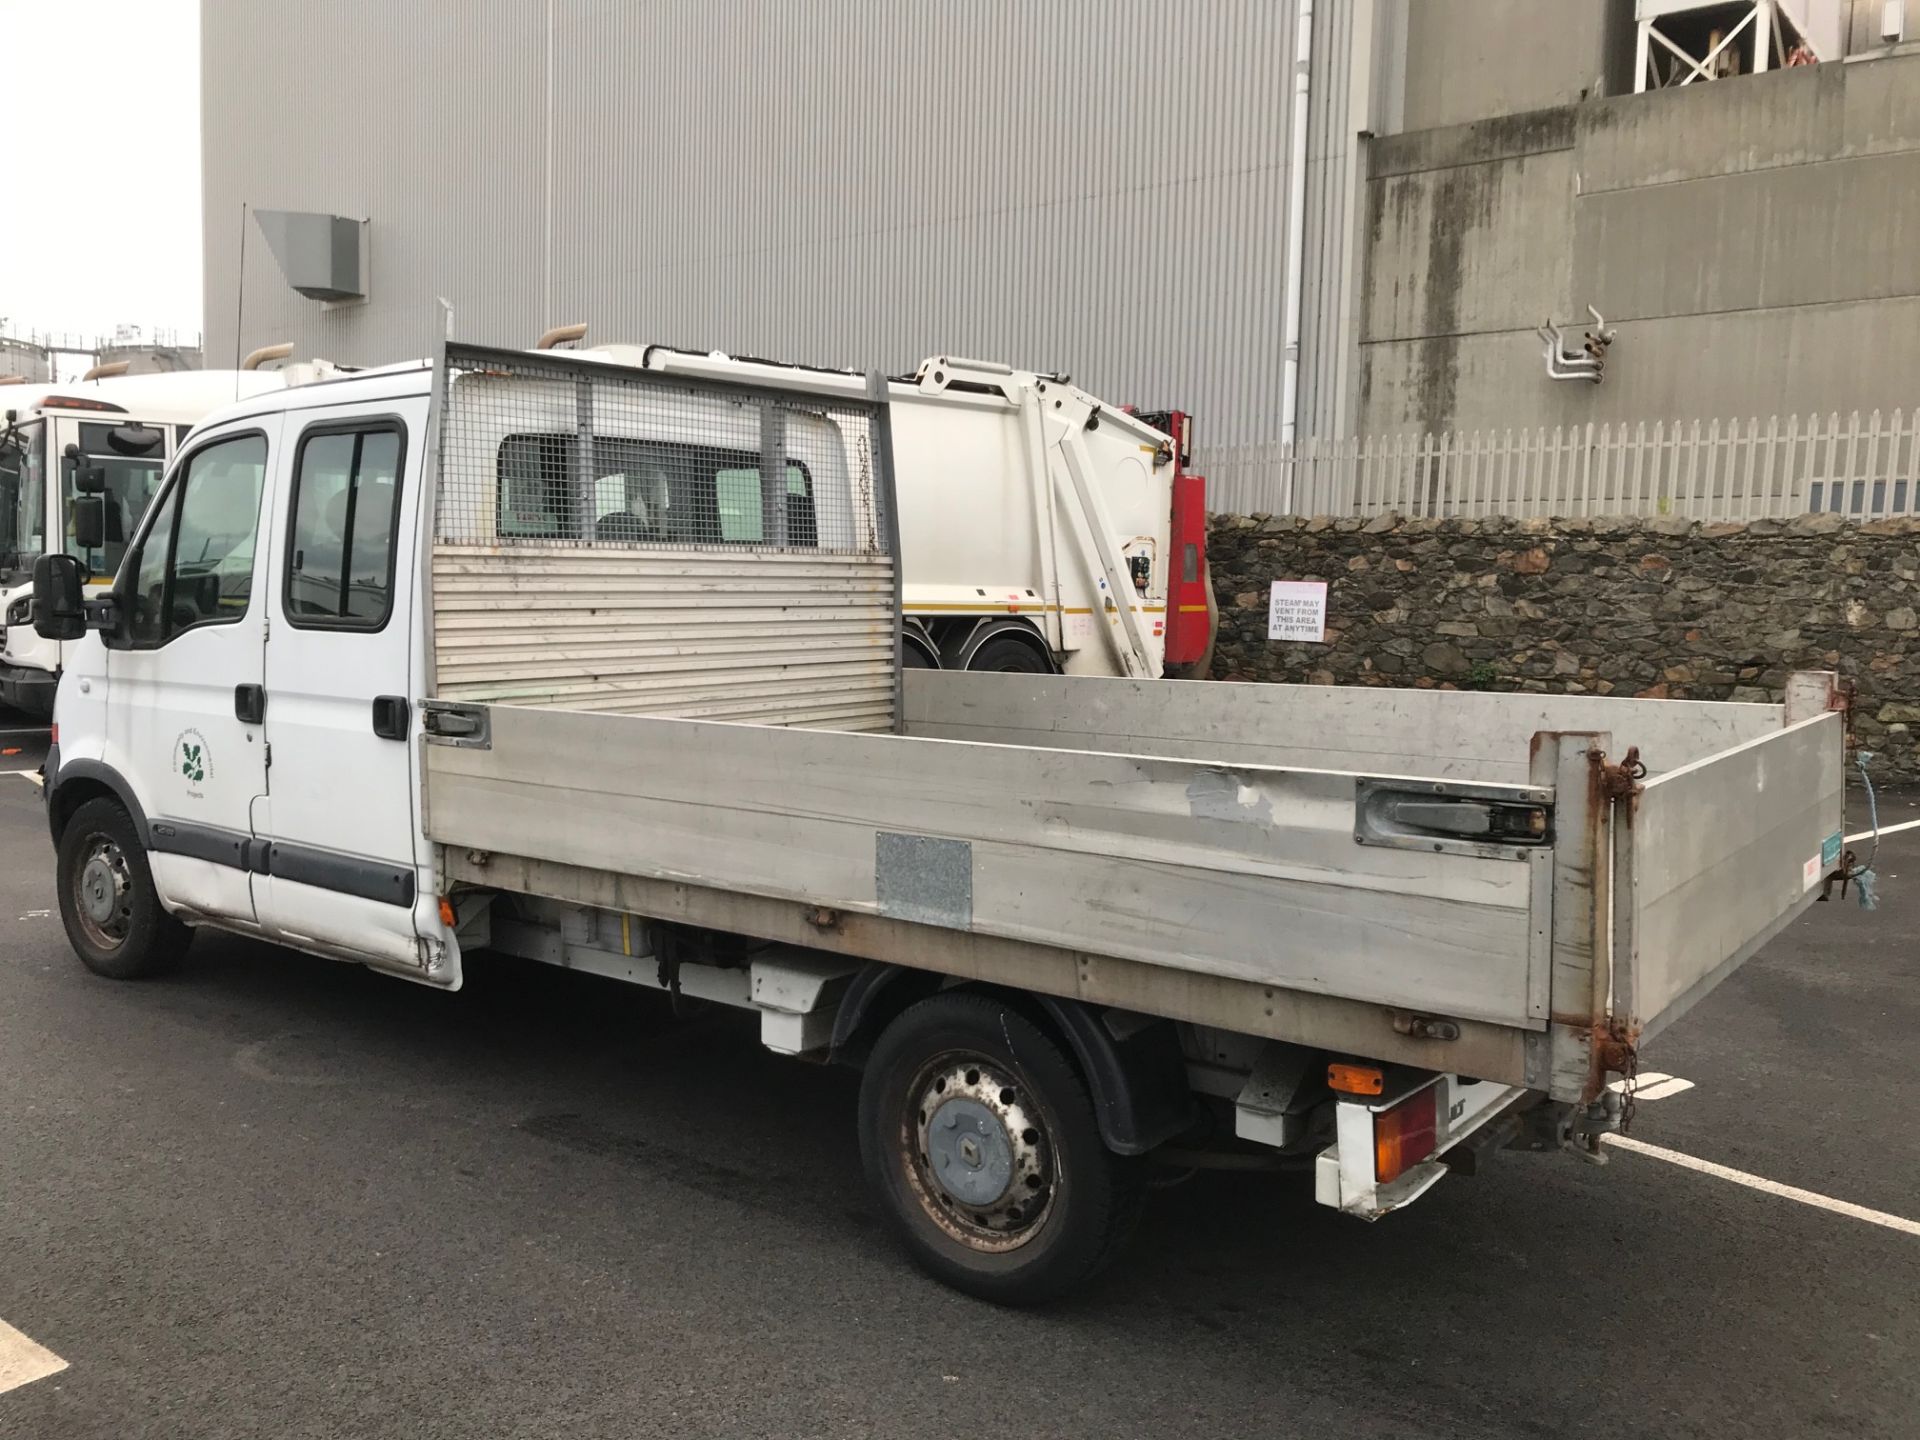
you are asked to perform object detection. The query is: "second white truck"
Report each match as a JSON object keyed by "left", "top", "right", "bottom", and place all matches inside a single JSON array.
[
  {"left": 572, "top": 341, "right": 1214, "bottom": 682},
  {"left": 0, "top": 359, "right": 306, "bottom": 715}
]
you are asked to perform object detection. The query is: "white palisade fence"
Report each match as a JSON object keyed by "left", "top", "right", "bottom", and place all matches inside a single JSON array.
[{"left": 1203, "top": 410, "right": 1920, "bottom": 521}]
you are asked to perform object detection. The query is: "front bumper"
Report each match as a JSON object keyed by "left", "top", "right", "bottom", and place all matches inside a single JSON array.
[{"left": 0, "top": 661, "right": 55, "bottom": 719}]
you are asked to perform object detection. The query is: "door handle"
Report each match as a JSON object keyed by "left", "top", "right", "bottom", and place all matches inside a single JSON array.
[
  {"left": 234, "top": 683, "right": 266, "bottom": 724},
  {"left": 371, "top": 694, "right": 409, "bottom": 740}
]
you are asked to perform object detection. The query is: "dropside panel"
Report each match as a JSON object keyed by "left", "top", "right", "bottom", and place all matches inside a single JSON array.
[
  {"left": 903, "top": 671, "right": 1783, "bottom": 782},
  {"left": 422, "top": 703, "right": 1543, "bottom": 1027},
  {"left": 1620, "top": 712, "right": 1845, "bottom": 1040}
]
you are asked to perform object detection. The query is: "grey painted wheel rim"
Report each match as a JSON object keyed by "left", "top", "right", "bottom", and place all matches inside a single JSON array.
[
  {"left": 74, "top": 835, "right": 133, "bottom": 950},
  {"left": 926, "top": 1096, "right": 1015, "bottom": 1207},
  {"left": 902, "top": 1051, "right": 1056, "bottom": 1253}
]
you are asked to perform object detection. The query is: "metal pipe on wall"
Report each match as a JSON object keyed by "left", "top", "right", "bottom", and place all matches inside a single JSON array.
[{"left": 1280, "top": 0, "right": 1315, "bottom": 468}]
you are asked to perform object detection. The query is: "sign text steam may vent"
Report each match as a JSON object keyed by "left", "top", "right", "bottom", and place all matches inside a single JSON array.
[{"left": 1267, "top": 581, "right": 1327, "bottom": 643}]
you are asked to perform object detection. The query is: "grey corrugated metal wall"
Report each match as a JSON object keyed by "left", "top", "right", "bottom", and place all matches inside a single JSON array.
[{"left": 203, "top": 0, "right": 1383, "bottom": 452}]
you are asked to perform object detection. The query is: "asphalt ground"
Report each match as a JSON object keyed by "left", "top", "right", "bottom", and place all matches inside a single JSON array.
[{"left": 0, "top": 756, "right": 1915, "bottom": 1439}]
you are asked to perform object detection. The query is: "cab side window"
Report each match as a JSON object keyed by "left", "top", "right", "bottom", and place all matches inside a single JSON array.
[
  {"left": 285, "top": 424, "right": 404, "bottom": 629},
  {"left": 127, "top": 433, "right": 269, "bottom": 648}
]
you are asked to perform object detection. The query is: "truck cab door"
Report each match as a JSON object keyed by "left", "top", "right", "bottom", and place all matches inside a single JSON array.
[
  {"left": 106, "top": 420, "right": 280, "bottom": 926},
  {"left": 253, "top": 398, "right": 452, "bottom": 979}
]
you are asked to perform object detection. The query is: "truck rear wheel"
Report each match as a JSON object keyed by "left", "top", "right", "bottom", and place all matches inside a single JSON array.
[
  {"left": 964, "top": 634, "right": 1050, "bottom": 673},
  {"left": 858, "top": 992, "right": 1140, "bottom": 1304},
  {"left": 56, "top": 797, "right": 192, "bottom": 980}
]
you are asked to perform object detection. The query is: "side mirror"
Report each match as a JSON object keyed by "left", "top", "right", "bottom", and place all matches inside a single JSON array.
[
  {"left": 61, "top": 443, "right": 108, "bottom": 494},
  {"left": 73, "top": 495, "right": 106, "bottom": 551},
  {"left": 32, "top": 554, "right": 85, "bottom": 641}
]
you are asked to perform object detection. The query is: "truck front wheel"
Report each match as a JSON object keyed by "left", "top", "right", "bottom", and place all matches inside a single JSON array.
[
  {"left": 56, "top": 797, "right": 192, "bottom": 980},
  {"left": 858, "top": 992, "right": 1141, "bottom": 1304}
]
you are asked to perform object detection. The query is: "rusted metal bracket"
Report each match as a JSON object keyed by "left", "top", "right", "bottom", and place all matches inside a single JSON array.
[
  {"left": 1594, "top": 1023, "right": 1639, "bottom": 1079},
  {"left": 1818, "top": 848, "right": 1861, "bottom": 903},
  {"left": 1594, "top": 745, "right": 1646, "bottom": 804},
  {"left": 1390, "top": 1012, "right": 1461, "bottom": 1042}
]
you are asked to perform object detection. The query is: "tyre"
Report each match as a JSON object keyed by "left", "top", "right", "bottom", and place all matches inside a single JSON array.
[
  {"left": 963, "top": 634, "right": 1051, "bottom": 674},
  {"left": 858, "top": 991, "right": 1141, "bottom": 1304},
  {"left": 56, "top": 797, "right": 193, "bottom": 980}
]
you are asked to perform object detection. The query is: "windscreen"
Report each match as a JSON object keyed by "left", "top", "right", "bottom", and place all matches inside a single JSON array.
[
  {"left": 65, "top": 421, "right": 167, "bottom": 581},
  {"left": 0, "top": 420, "right": 46, "bottom": 585}
]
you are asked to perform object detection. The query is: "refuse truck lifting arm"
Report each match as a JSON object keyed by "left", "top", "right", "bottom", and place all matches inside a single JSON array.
[{"left": 1046, "top": 392, "right": 1157, "bottom": 679}]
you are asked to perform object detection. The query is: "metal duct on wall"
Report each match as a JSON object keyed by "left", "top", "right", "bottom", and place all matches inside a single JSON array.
[{"left": 253, "top": 209, "right": 367, "bottom": 303}]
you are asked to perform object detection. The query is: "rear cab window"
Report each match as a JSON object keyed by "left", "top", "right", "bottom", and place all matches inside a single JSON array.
[{"left": 496, "top": 434, "right": 816, "bottom": 547}]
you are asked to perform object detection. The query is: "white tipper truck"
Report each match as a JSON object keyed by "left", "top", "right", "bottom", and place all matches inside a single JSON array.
[{"left": 31, "top": 341, "right": 1856, "bottom": 1302}]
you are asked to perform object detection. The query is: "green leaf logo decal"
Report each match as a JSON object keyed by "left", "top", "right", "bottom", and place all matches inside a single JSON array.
[{"left": 175, "top": 734, "right": 208, "bottom": 785}]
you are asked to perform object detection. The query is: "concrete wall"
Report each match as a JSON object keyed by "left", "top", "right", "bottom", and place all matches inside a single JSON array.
[
  {"left": 1208, "top": 508, "right": 1920, "bottom": 780},
  {"left": 1358, "top": 53, "right": 1920, "bottom": 436},
  {"left": 1397, "top": 0, "right": 1633, "bottom": 131}
]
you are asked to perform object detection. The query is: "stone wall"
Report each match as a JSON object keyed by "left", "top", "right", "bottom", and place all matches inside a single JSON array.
[{"left": 1208, "top": 511, "right": 1920, "bottom": 780}]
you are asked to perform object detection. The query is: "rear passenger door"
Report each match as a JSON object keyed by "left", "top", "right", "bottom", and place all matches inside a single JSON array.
[{"left": 255, "top": 402, "right": 432, "bottom": 971}]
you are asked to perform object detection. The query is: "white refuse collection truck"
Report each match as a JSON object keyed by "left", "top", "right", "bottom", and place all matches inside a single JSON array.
[
  {"left": 624, "top": 344, "right": 1215, "bottom": 680},
  {"left": 0, "top": 356, "right": 316, "bottom": 715}
]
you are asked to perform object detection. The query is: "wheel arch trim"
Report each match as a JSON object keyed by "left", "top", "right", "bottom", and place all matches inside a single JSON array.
[
  {"left": 46, "top": 754, "right": 150, "bottom": 848},
  {"left": 832, "top": 962, "right": 1195, "bottom": 1156}
]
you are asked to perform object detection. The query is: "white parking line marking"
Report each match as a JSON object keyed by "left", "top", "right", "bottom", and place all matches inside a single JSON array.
[
  {"left": 1607, "top": 1071, "right": 1694, "bottom": 1101},
  {"left": 1604, "top": 1135, "right": 1920, "bottom": 1238},
  {"left": 0, "top": 1317, "right": 67, "bottom": 1395},
  {"left": 1846, "top": 816, "right": 1920, "bottom": 843}
]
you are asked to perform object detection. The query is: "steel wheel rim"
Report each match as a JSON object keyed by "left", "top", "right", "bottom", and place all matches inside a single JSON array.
[
  {"left": 899, "top": 1049, "right": 1057, "bottom": 1253},
  {"left": 73, "top": 833, "right": 134, "bottom": 951}
]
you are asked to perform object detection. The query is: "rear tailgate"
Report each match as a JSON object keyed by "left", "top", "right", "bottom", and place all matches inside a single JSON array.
[{"left": 1616, "top": 711, "right": 1846, "bottom": 1045}]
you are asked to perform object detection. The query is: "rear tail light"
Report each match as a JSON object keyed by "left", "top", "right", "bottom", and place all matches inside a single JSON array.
[
  {"left": 1374, "top": 1084, "right": 1439, "bottom": 1185},
  {"left": 49, "top": 723, "right": 58, "bottom": 745}
]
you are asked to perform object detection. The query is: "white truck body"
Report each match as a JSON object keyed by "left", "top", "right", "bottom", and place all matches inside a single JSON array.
[
  {"left": 0, "top": 369, "right": 294, "bottom": 715},
  {"left": 35, "top": 344, "right": 1851, "bottom": 1300},
  {"left": 626, "top": 346, "right": 1208, "bottom": 679}
]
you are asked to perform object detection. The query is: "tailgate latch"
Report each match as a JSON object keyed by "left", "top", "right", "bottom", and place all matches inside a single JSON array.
[
  {"left": 420, "top": 700, "right": 492, "bottom": 749},
  {"left": 1353, "top": 779, "right": 1553, "bottom": 860}
]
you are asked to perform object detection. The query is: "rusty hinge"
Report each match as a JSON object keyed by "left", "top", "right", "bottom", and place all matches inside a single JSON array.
[{"left": 1595, "top": 744, "right": 1646, "bottom": 803}]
